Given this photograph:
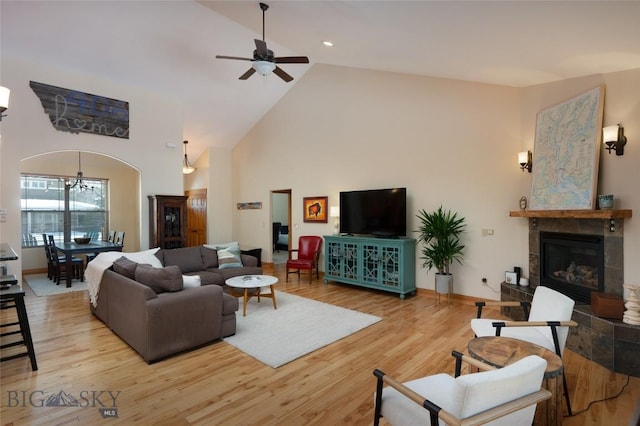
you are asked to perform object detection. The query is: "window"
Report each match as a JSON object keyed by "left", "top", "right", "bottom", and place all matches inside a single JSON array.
[{"left": 21, "top": 174, "right": 109, "bottom": 247}]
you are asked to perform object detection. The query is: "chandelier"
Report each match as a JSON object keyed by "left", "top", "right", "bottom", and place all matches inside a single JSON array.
[{"left": 67, "top": 151, "right": 93, "bottom": 191}]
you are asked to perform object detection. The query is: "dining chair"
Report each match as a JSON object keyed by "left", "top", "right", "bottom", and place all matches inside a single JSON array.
[
  {"left": 373, "top": 351, "right": 551, "bottom": 425},
  {"left": 107, "top": 230, "right": 117, "bottom": 243},
  {"left": 47, "top": 235, "right": 84, "bottom": 284},
  {"left": 42, "top": 234, "right": 55, "bottom": 280},
  {"left": 115, "top": 231, "right": 125, "bottom": 247},
  {"left": 471, "top": 285, "right": 577, "bottom": 415},
  {"left": 286, "top": 236, "right": 322, "bottom": 284}
]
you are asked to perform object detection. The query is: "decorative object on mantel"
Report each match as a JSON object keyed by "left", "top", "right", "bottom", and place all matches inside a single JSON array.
[
  {"left": 623, "top": 285, "right": 640, "bottom": 325},
  {"left": 602, "top": 124, "right": 627, "bottom": 156},
  {"left": 29, "top": 81, "right": 129, "bottom": 139},
  {"left": 182, "top": 140, "right": 196, "bottom": 174},
  {"left": 597, "top": 194, "right": 614, "bottom": 210},
  {"left": 0, "top": 85, "right": 9, "bottom": 121},
  {"left": 518, "top": 150, "right": 532, "bottom": 172},
  {"left": 519, "top": 196, "right": 528, "bottom": 210},
  {"left": 529, "top": 85, "right": 604, "bottom": 211}
]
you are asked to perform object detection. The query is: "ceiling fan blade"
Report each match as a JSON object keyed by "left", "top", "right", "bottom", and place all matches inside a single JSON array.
[
  {"left": 239, "top": 67, "right": 256, "bottom": 80},
  {"left": 275, "top": 56, "right": 310, "bottom": 64},
  {"left": 273, "top": 66, "right": 293, "bottom": 83},
  {"left": 216, "top": 55, "right": 253, "bottom": 61},
  {"left": 254, "top": 39, "right": 268, "bottom": 58}
]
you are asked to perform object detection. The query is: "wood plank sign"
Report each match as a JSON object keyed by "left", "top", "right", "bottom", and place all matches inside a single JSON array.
[{"left": 30, "top": 81, "right": 129, "bottom": 139}]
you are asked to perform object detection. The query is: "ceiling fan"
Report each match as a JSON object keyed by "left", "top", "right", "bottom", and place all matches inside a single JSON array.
[{"left": 216, "top": 2, "right": 309, "bottom": 83}]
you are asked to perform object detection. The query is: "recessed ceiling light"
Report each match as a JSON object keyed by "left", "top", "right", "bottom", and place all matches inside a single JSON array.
[{"left": 322, "top": 40, "right": 334, "bottom": 47}]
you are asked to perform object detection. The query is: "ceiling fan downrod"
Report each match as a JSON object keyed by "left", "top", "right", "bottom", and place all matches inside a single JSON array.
[{"left": 260, "top": 2, "right": 269, "bottom": 42}]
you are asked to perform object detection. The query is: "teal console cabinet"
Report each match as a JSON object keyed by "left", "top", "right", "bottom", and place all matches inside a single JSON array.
[{"left": 324, "top": 235, "right": 416, "bottom": 299}]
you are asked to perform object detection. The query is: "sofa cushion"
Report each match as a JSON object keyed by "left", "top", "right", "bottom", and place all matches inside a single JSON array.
[
  {"left": 135, "top": 264, "right": 184, "bottom": 293},
  {"left": 217, "top": 247, "right": 243, "bottom": 269},
  {"left": 201, "top": 247, "right": 219, "bottom": 269},
  {"left": 112, "top": 256, "right": 139, "bottom": 279},
  {"left": 196, "top": 271, "right": 226, "bottom": 286},
  {"left": 162, "top": 246, "right": 204, "bottom": 273}
]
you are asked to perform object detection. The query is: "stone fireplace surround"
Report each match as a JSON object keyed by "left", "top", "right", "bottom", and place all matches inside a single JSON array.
[{"left": 502, "top": 210, "right": 639, "bottom": 378}]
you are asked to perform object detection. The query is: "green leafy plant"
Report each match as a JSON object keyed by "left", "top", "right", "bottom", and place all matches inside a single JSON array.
[{"left": 416, "top": 206, "right": 466, "bottom": 275}]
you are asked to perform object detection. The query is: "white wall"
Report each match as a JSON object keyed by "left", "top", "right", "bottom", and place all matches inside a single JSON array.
[
  {"left": 231, "top": 64, "right": 640, "bottom": 300},
  {"left": 232, "top": 64, "right": 524, "bottom": 299},
  {"left": 0, "top": 56, "right": 184, "bottom": 283},
  {"left": 272, "top": 193, "right": 288, "bottom": 225}
]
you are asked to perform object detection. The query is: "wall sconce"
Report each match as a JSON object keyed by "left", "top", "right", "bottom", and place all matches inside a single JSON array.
[
  {"left": 182, "top": 140, "right": 196, "bottom": 174},
  {"left": 329, "top": 206, "right": 340, "bottom": 235},
  {"left": 0, "top": 86, "right": 10, "bottom": 121},
  {"left": 602, "top": 124, "right": 627, "bottom": 156},
  {"left": 518, "top": 151, "right": 532, "bottom": 173}
]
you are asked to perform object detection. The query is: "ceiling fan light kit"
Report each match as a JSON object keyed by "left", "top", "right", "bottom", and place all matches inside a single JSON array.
[
  {"left": 216, "top": 2, "right": 309, "bottom": 82},
  {"left": 253, "top": 60, "right": 276, "bottom": 76}
]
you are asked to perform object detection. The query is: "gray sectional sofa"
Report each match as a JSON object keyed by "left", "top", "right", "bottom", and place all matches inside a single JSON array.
[{"left": 91, "top": 245, "right": 262, "bottom": 363}]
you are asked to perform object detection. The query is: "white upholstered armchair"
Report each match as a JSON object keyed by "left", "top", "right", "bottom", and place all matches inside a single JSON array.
[
  {"left": 471, "top": 285, "right": 577, "bottom": 415},
  {"left": 373, "top": 351, "right": 551, "bottom": 425}
]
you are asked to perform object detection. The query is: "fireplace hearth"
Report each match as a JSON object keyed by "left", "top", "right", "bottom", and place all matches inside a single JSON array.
[{"left": 540, "top": 232, "right": 604, "bottom": 304}]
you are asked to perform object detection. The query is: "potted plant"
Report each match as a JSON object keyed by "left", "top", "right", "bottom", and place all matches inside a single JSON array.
[{"left": 416, "top": 206, "right": 466, "bottom": 295}]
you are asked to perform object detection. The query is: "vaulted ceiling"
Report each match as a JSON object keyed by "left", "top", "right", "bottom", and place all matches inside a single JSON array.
[{"left": 3, "top": 1, "right": 640, "bottom": 159}]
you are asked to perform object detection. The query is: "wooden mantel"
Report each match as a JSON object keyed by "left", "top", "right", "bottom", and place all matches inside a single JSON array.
[{"left": 509, "top": 209, "right": 632, "bottom": 219}]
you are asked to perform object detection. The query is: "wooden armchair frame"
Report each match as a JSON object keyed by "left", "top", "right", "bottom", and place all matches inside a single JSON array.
[{"left": 373, "top": 350, "right": 551, "bottom": 426}]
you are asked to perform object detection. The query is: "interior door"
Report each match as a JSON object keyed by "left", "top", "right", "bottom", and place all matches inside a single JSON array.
[{"left": 185, "top": 189, "right": 207, "bottom": 247}]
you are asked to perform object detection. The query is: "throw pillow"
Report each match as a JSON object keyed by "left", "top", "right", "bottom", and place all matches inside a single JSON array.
[
  {"left": 182, "top": 275, "right": 201, "bottom": 288},
  {"left": 201, "top": 247, "right": 219, "bottom": 269},
  {"left": 122, "top": 248, "right": 163, "bottom": 268},
  {"left": 217, "top": 247, "right": 243, "bottom": 269},
  {"left": 112, "top": 256, "right": 138, "bottom": 279},
  {"left": 135, "top": 264, "right": 183, "bottom": 293}
]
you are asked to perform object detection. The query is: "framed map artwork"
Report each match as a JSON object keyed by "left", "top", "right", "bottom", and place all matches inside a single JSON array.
[{"left": 529, "top": 85, "right": 605, "bottom": 210}]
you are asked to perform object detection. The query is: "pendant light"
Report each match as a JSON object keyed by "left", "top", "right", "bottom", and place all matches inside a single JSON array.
[
  {"left": 67, "top": 151, "right": 93, "bottom": 191},
  {"left": 183, "top": 140, "right": 196, "bottom": 174}
]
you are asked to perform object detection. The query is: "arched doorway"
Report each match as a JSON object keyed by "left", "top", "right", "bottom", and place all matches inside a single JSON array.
[{"left": 20, "top": 151, "right": 141, "bottom": 272}]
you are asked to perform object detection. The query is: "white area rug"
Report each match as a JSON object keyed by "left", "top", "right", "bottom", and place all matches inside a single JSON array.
[
  {"left": 24, "top": 274, "right": 87, "bottom": 296},
  {"left": 224, "top": 291, "right": 381, "bottom": 368}
]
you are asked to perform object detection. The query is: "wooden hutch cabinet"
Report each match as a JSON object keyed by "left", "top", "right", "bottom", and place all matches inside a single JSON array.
[{"left": 148, "top": 195, "right": 187, "bottom": 249}]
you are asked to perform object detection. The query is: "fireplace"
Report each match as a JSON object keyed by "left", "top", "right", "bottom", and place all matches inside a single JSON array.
[
  {"left": 503, "top": 212, "right": 640, "bottom": 378},
  {"left": 540, "top": 232, "right": 604, "bottom": 304}
]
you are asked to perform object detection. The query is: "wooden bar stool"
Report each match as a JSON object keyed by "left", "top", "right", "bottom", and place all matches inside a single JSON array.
[{"left": 1, "top": 286, "right": 38, "bottom": 370}]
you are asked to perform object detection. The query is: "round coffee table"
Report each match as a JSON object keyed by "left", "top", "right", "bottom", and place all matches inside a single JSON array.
[{"left": 225, "top": 275, "right": 278, "bottom": 316}]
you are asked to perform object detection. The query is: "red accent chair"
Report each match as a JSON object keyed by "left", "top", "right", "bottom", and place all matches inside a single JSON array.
[{"left": 286, "top": 236, "right": 323, "bottom": 284}]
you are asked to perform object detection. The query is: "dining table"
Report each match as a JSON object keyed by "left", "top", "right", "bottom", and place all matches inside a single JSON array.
[{"left": 55, "top": 240, "right": 123, "bottom": 287}]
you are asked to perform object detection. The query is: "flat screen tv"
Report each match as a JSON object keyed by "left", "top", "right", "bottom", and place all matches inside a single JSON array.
[{"left": 339, "top": 188, "right": 407, "bottom": 237}]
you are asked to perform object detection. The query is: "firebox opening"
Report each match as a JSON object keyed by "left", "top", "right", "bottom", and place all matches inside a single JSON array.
[{"left": 540, "top": 232, "right": 604, "bottom": 304}]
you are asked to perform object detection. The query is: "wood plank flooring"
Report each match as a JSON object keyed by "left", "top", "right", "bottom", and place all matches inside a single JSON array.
[{"left": 1, "top": 264, "right": 638, "bottom": 425}]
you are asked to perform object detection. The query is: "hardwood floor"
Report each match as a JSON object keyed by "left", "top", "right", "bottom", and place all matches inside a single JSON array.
[{"left": 2, "top": 264, "right": 638, "bottom": 425}]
